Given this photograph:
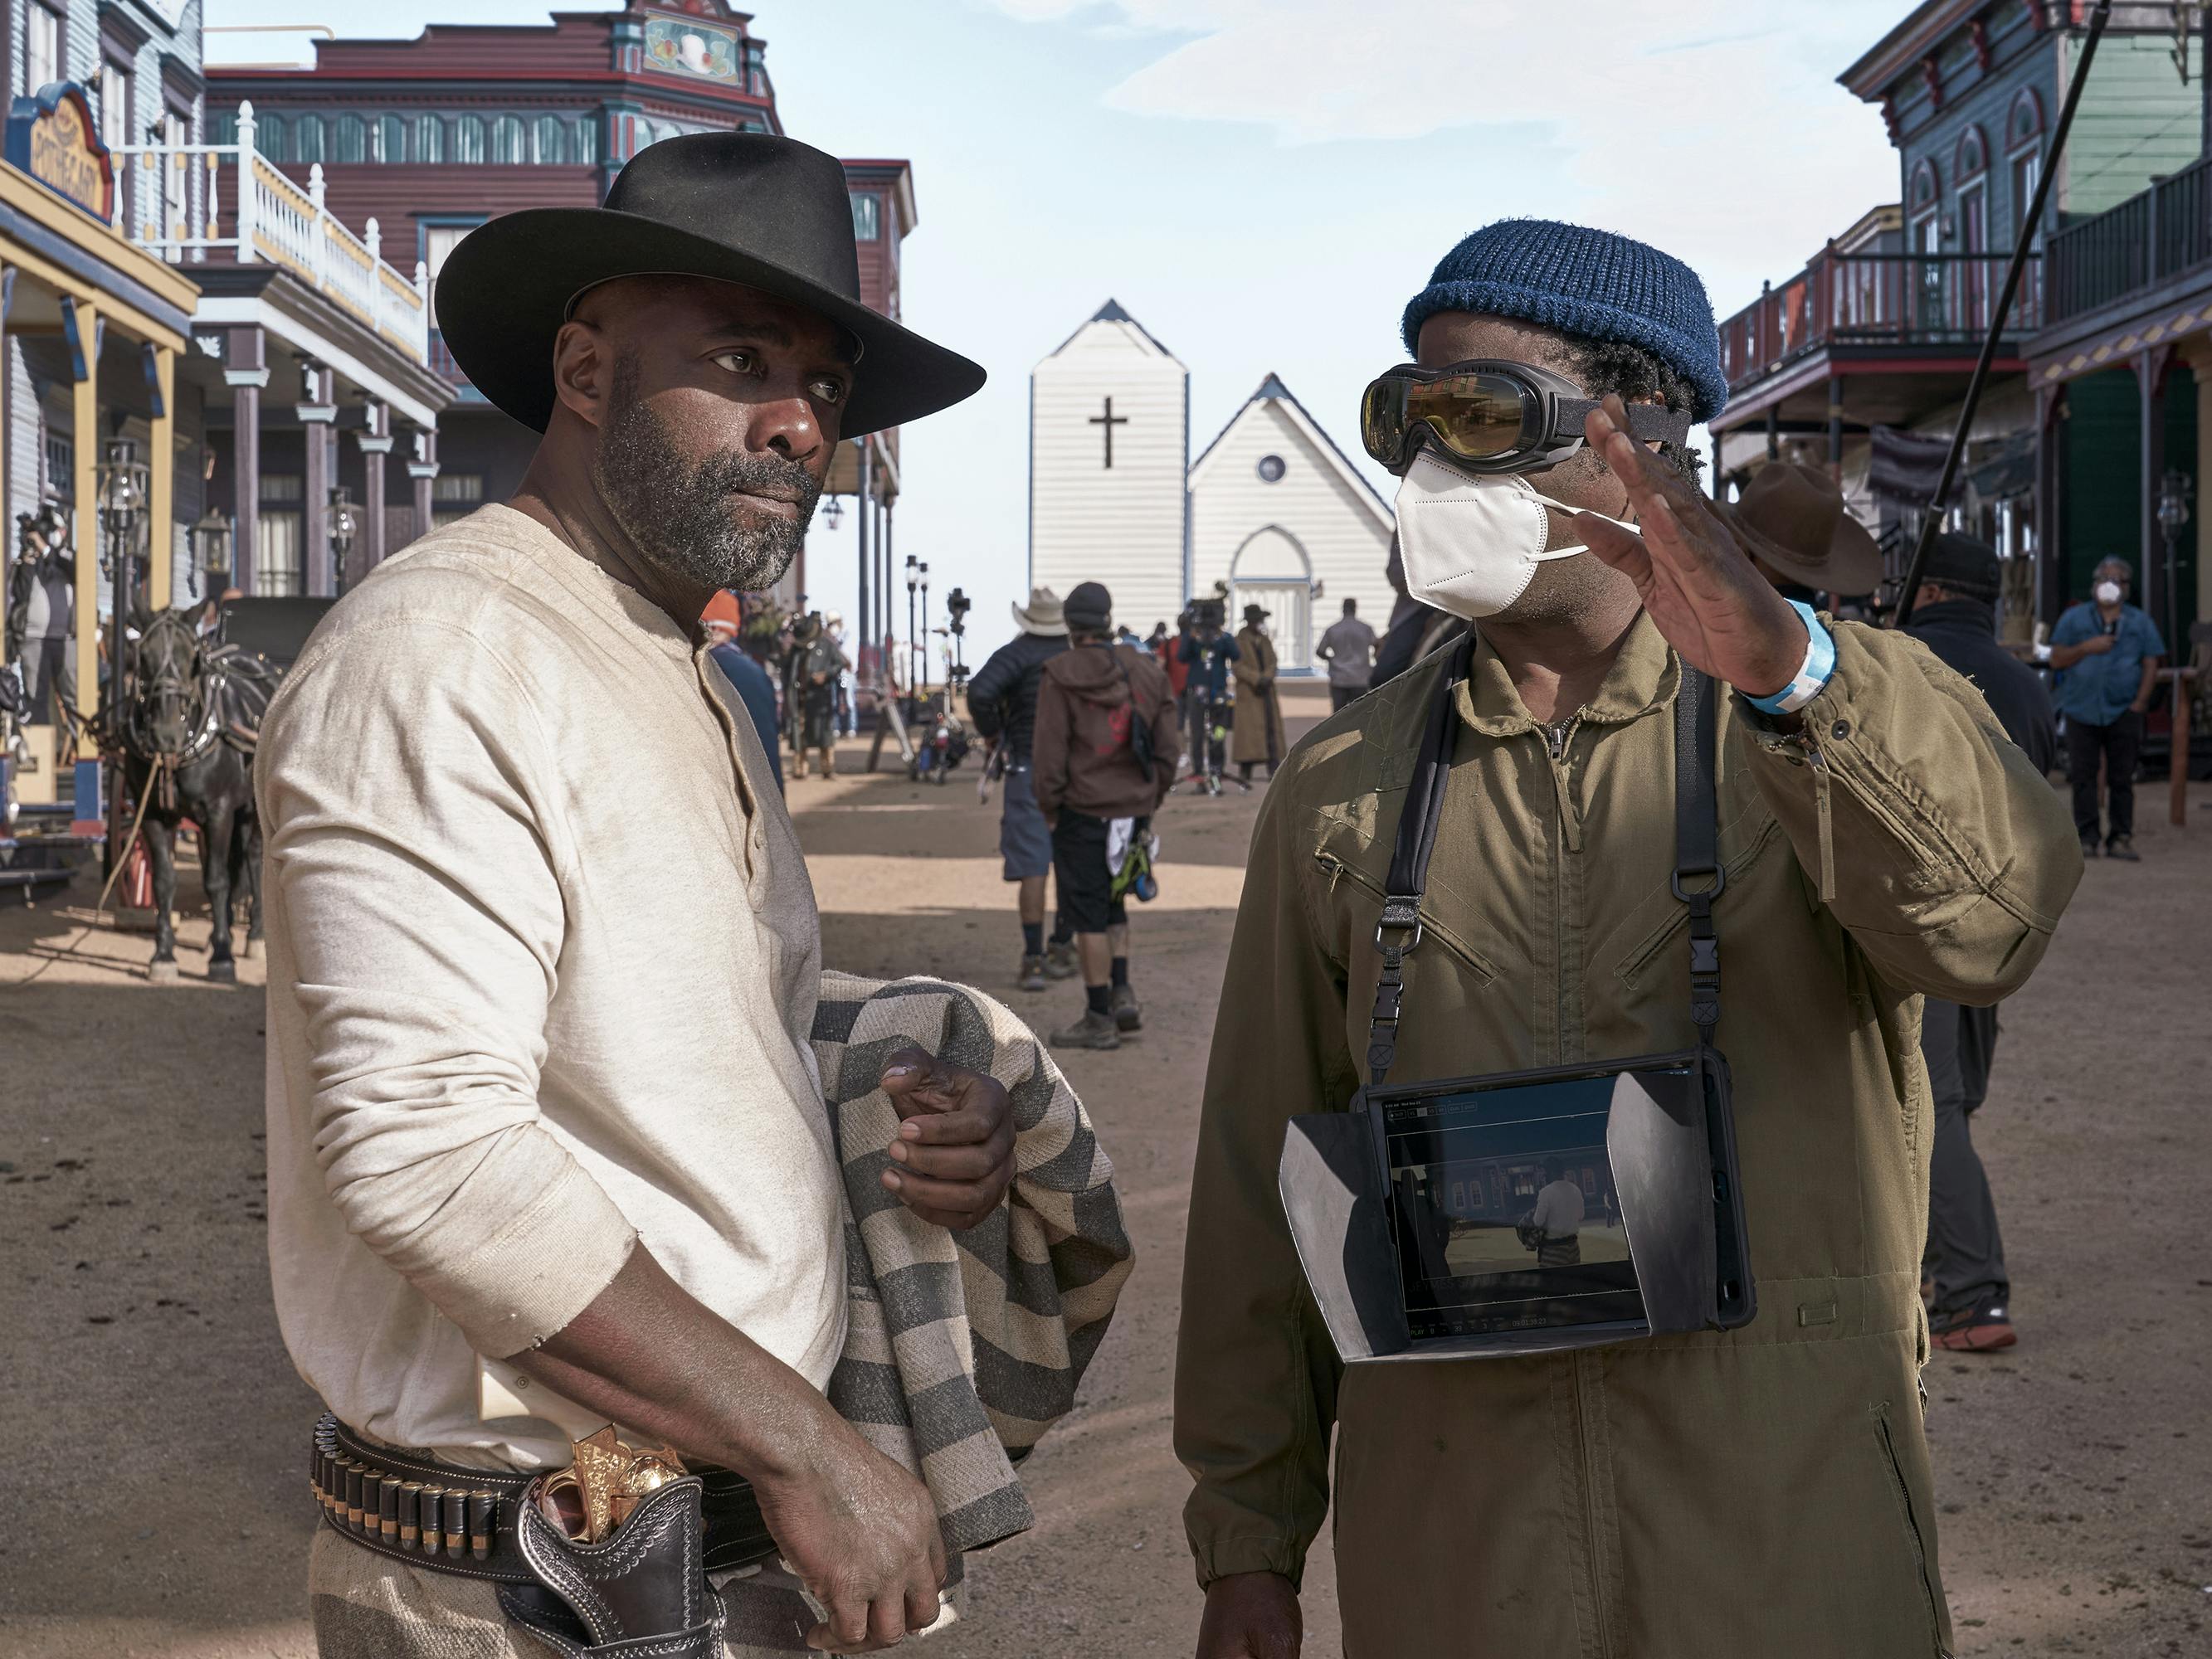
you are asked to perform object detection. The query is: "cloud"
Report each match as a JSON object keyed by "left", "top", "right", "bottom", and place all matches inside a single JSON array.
[{"left": 970, "top": 0, "right": 1911, "bottom": 307}]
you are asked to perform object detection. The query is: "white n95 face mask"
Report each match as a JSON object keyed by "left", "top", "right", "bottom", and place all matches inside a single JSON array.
[{"left": 1393, "top": 446, "right": 1633, "bottom": 620}]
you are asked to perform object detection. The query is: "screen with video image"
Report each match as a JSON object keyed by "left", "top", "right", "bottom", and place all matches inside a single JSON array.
[{"left": 1381, "top": 1074, "right": 1646, "bottom": 1340}]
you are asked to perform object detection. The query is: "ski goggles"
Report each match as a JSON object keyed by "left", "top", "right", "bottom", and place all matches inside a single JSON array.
[{"left": 1359, "top": 359, "right": 1693, "bottom": 476}]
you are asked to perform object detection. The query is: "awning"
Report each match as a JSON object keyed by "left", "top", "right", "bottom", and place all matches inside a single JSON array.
[{"left": 1869, "top": 425, "right": 1951, "bottom": 503}]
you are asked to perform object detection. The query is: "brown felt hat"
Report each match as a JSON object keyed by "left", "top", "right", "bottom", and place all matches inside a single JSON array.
[{"left": 1724, "top": 462, "right": 1883, "bottom": 598}]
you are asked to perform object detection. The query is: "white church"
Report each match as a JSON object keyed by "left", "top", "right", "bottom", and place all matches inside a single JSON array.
[{"left": 1029, "top": 301, "right": 1396, "bottom": 672}]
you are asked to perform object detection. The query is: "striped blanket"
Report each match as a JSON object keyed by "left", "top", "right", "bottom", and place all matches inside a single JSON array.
[{"left": 811, "top": 970, "right": 1134, "bottom": 1552}]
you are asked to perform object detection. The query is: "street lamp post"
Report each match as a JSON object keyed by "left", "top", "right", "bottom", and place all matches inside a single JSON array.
[
  {"left": 191, "top": 508, "right": 233, "bottom": 602},
  {"left": 95, "top": 439, "right": 149, "bottom": 882},
  {"left": 918, "top": 562, "right": 930, "bottom": 694},
  {"left": 329, "top": 486, "right": 361, "bottom": 597},
  {"left": 2156, "top": 467, "right": 2190, "bottom": 660},
  {"left": 97, "top": 439, "right": 150, "bottom": 727},
  {"left": 904, "top": 554, "right": 917, "bottom": 701}
]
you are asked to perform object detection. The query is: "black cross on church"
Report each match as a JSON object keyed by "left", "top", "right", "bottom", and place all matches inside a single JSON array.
[{"left": 1089, "top": 396, "right": 1128, "bottom": 469}]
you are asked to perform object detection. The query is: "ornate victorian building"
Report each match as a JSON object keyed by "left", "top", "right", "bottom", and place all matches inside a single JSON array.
[
  {"left": 0, "top": 0, "right": 440, "bottom": 829},
  {"left": 208, "top": 1, "right": 917, "bottom": 613}
]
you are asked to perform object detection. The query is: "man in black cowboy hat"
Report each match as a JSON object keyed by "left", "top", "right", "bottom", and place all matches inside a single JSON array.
[
  {"left": 1230, "top": 601, "right": 1286, "bottom": 785},
  {"left": 256, "top": 134, "right": 1012, "bottom": 1656},
  {"left": 1903, "top": 534, "right": 2056, "bottom": 1355}
]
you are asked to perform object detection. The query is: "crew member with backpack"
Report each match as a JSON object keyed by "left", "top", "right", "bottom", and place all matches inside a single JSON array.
[{"left": 1031, "top": 581, "right": 1182, "bottom": 1050}]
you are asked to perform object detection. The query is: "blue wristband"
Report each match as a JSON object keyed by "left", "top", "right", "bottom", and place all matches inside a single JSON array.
[{"left": 1745, "top": 600, "right": 1836, "bottom": 716}]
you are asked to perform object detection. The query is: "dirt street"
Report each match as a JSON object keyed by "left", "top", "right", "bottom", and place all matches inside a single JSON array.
[{"left": 2, "top": 677, "right": 2208, "bottom": 1658}]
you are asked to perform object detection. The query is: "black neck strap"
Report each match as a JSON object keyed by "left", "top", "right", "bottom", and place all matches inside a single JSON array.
[{"left": 1365, "top": 645, "right": 1722, "bottom": 1087}]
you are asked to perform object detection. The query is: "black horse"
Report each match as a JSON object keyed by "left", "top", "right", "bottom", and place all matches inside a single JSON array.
[{"left": 115, "top": 604, "right": 276, "bottom": 983}]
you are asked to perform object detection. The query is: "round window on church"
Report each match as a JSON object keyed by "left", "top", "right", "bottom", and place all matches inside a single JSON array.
[{"left": 1256, "top": 454, "right": 1287, "bottom": 484}]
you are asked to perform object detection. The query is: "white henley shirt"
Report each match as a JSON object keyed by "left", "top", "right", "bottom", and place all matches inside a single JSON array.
[{"left": 258, "top": 504, "right": 845, "bottom": 1469}]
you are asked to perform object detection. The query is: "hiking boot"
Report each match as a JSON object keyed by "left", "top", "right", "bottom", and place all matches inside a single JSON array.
[
  {"left": 2104, "top": 834, "right": 2139, "bottom": 862},
  {"left": 1931, "top": 1301, "right": 2017, "bottom": 1352},
  {"left": 1043, "top": 941, "right": 1079, "bottom": 980},
  {"left": 1017, "top": 954, "right": 1048, "bottom": 993},
  {"left": 1050, "top": 1008, "right": 1122, "bottom": 1050},
  {"left": 1110, "top": 983, "right": 1142, "bottom": 1032}
]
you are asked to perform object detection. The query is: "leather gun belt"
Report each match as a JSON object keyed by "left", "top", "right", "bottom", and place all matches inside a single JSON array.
[{"left": 309, "top": 1412, "right": 777, "bottom": 1584}]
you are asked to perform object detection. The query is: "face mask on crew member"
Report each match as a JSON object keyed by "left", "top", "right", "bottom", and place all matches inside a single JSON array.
[
  {"left": 1392, "top": 445, "right": 1635, "bottom": 620},
  {"left": 2094, "top": 580, "right": 2123, "bottom": 605}
]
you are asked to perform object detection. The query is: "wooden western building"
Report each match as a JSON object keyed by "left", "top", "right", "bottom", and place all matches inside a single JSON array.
[
  {"left": 1710, "top": 0, "right": 2209, "bottom": 645},
  {"left": 0, "top": 0, "right": 450, "bottom": 836}
]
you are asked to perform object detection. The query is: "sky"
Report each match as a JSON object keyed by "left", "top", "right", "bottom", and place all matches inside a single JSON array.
[{"left": 207, "top": 0, "right": 1912, "bottom": 664}]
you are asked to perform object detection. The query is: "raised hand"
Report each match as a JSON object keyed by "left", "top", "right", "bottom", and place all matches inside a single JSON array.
[
  {"left": 878, "top": 1045, "right": 1016, "bottom": 1229},
  {"left": 1571, "top": 397, "right": 1808, "bottom": 699}
]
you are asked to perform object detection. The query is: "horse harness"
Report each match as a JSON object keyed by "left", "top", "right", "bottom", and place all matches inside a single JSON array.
[{"left": 120, "top": 613, "right": 277, "bottom": 810}]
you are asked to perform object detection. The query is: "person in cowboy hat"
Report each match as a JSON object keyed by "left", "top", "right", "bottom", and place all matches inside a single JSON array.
[
  {"left": 967, "top": 586, "right": 1079, "bottom": 990},
  {"left": 1724, "top": 460, "right": 1884, "bottom": 610},
  {"left": 256, "top": 134, "right": 1018, "bottom": 1655},
  {"left": 789, "top": 607, "right": 850, "bottom": 780},
  {"left": 1902, "top": 533, "right": 2056, "bottom": 1356},
  {"left": 1230, "top": 601, "right": 1287, "bottom": 786}
]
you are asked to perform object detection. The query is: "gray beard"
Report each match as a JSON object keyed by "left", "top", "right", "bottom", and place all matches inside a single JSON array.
[{"left": 592, "top": 360, "right": 823, "bottom": 593}]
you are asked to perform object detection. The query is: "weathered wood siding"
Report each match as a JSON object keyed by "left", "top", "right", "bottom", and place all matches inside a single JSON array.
[
  {"left": 1189, "top": 395, "right": 1394, "bottom": 671},
  {"left": 1030, "top": 315, "right": 1188, "bottom": 635}
]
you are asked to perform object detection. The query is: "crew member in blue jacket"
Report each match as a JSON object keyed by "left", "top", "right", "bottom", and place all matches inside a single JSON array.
[{"left": 2049, "top": 556, "right": 2166, "bottom": 861}]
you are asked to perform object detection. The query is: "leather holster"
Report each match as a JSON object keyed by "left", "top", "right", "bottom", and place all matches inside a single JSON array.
[{"left": 496, "top": 1473, "right": 725, "bottom": 1659}]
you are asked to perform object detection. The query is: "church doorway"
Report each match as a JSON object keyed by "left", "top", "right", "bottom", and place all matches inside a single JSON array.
[{"left": 1230, "top": 526, "right": 1313, "bottom": 672}]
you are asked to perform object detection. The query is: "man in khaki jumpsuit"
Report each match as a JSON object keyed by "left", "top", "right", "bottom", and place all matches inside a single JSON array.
[{"left": 1176, "top": 221, "right": 2081, "bottom": 1657}]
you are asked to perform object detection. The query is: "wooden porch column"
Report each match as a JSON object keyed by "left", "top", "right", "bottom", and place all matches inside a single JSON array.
[
  {"left": 147, "top": 343, "right": 175, "bottom": 612},
  {"left": 298, "top": 362, "right": 338, "bottom": 596},
  {"left": 407, "top": 426, "right": 438, "bottom": 545},
  {"left": 68, "top": 297, "right": 100, "bottom": 719},
  {"left": 225, "top": 326, "right": 268, "bottom": 596},
  {"left": 2137, "top": 350, "right": 2168, "bottom": 635},
  {"left": 2034, "top": 382, "right": 2064, "bottom": 628},
  {"left": 1827, "top": 389, "right": 1844, "bottom": 484},
  {"left": 355, "top": 400, "right": 393, "bottom": 581},
  {"left": 2198, "top": 350, "right": 2212, "bottom": 629}
]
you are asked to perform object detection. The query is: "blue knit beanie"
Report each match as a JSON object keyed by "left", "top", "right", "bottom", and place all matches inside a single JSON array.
[{"left": 1401, "top": 219, "right": 1728, "bottom": 423}]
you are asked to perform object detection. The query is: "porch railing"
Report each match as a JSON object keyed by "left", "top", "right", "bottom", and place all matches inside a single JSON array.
[
  {"left": 106, "top": 101, "right": 430, "bottom": 365},
  {"left": 1717, "top": 250, "right": 2044, "bottom": 395},
  {"left": 2046, "top": 153, "right": 2212, "bottom": 324}
]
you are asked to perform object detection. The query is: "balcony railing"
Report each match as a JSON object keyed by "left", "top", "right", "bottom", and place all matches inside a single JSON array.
[
  {"left": 107, "top": 101, "right": 431, "bottom": 365},
  {"left": 2046, "top": 153, "right": 2212, "bottom": 324},
  {"left": 1718, "top": 251, "right": 2044, "bottom": 394},
  {"left": 426, "top": 331, "right": 488, "bottom": 403}
]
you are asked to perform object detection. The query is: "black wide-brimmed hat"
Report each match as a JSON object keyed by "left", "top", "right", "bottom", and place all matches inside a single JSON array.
[{"left": 435, "top": 134, "right": 985, "bottom": 438}]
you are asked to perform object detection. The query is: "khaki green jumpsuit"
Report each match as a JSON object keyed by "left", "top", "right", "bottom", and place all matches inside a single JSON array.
[{"left": 1175, "top": 615, "right": 2082, "bottom": 1657}]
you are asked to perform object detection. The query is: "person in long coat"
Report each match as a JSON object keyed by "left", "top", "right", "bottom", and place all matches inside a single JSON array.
[{"left": 1231, "top": 603, "right": 1287, "bottom": 782}]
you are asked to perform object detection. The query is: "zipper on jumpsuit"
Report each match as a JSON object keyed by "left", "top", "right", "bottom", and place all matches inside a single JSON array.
[
  {"left": 1798, "top": 733, "right": 1838, "bottom": 904},
  {"left": 1544, "top": 718, "right": 1615, "bottom": 1657}
]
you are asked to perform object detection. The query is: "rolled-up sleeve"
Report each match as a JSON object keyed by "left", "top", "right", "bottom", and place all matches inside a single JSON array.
[{"left": 260, "top": 616, "right": 635, "bottom": 1357}]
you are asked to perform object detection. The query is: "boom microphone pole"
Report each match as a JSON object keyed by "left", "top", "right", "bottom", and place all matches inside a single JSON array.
[{"left": 1892, "top": 0, "right": 2112, "bottom": 628}]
